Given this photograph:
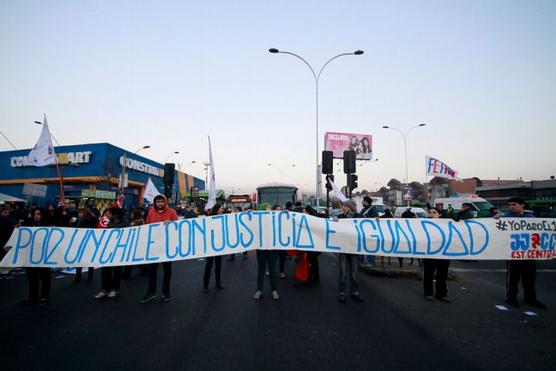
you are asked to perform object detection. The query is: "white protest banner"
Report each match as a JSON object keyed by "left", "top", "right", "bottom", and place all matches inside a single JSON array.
[
  {"left": 1, "top": 213, "right": 555, "bottom": 268},
  {"left": 426, "top": 156, "right": 460, "bottom": 180}
]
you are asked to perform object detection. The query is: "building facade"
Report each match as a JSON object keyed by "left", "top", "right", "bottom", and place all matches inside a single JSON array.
[{"left": 0, "top": 143, "right": 205, "bottom": 209}]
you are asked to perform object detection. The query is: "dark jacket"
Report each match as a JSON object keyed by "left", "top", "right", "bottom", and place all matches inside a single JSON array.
[
  {"left": 360, "top": 206, "right": 379, "bottom": 218},
  {"left": 457, "top": 208, "right": 475, "bottom": 221}
]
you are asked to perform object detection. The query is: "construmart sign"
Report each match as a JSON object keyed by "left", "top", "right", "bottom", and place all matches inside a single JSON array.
[
  {"left": 81, "top": 190, "right": 116, "bottom": 199},
  {"left": 10, "top": 151, "right": 92, "bottom": 167},
  {"left": 119, "top": 156, "right": 163, "bottom": 177}
]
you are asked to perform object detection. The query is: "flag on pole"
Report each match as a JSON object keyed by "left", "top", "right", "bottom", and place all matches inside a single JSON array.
[
  {"left": 119, "top": 154, "right": 129, "bottom": 190},
  {"left": 425, "top": 156, "right": 461, "bottom": 181},
  {"left": 327, "top": 178, "right": 348, "bottom": 203},
  {"left": 143, "top": 177, "right": 161, "bottom": 203},
  {"left": 205, "top": 136, "right": 217, "bottom": 211},
  {"left": 23, "top": 114, "right": 56, "bottom": 167}
]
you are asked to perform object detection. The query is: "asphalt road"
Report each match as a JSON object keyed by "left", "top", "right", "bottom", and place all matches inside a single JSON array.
[{"left": 1, "top": 256, "right": 555, "bottom": 371}]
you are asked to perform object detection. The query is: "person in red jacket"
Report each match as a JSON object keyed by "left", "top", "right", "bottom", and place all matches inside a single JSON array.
[{"left": 140, "top": 195, "right": 178, "bottom": 303}]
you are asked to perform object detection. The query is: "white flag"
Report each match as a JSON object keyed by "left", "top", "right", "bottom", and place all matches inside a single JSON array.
[
  {"left": 205, "top": 136, "right": 217, "bottom": 211},
  {"left": 119, "top": 154, "right": 129, "bottom": 190},
  {"left": 328, "top": 178, "right": 348, "bottom": 203},
  {"left": 23, "top": 114, "right": 56, "bottom": 167},
  {"left": 425, "top": 156, "right": 460, "bottom": 181},
  {"left": 143, "top": 177, "right": 161, "bottom": 203}
]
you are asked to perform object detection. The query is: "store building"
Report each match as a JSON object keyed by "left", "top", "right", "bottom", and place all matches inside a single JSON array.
[{"left": 0, "top": 143, "right": 205, "bottom": 209}]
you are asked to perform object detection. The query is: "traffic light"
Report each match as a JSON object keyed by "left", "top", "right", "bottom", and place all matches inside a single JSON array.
[
  {"left": 349, "top": 174, "right": 358, "bottom": 190},
  {"left": 325, "top": 174, "right": 334, "bottom": 192},
  {"left": 322, "top": 151, "right": 333, "bottom": 174},
  {"left": 343, "top": 150, "right": 356, "bottom": 174}
]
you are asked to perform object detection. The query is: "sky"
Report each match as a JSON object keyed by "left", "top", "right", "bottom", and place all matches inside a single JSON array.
[{"left": 1, "top": 0, "right": 555, "bottom": 195}]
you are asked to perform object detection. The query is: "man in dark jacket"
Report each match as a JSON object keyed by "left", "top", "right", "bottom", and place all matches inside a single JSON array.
[
  {"left": 0, "top": 206, "right": 17, "bottom": 261},
  {"left": 360, "top": 196, "right": 378, "bottom": 218},
  {"left": 498, "top": 197, "right": 546, "bottom": 309},
  {"left": 457, "top": 202, "right": 475, "bottom": 221}
]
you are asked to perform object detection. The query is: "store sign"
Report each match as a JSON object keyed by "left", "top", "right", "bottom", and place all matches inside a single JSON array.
[
  {"left": 81, "top": 189, "right": 116, "bottom": 199},
  {"left": 10, "top": 151, "right": 92, "bottom": 167},
  {"left": 22, "top": 183, "right": 48, "bottom": 197},
  {"left": 119, "top": 156, "right": 163, "bottom": 177}
]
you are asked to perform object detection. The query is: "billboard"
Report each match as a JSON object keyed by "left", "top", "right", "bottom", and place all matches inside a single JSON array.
[{"left": 324, "top": 132, "right": 373, "bottom": 160}]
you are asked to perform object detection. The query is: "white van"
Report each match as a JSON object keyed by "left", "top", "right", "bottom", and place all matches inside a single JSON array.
[{"left": 434, "top": 197, "right": 494, "bottom": 217}]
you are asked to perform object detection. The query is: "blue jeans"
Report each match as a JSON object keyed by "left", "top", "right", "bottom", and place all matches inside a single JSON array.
[{"left": 338, "top": 254, "right": 359, "bottom": 294}]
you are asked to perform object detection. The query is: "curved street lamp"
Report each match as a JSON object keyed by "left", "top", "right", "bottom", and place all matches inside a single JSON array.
[
  {"left": 269, "top": 48, "right": 364, "bottom": 207},
  {"left": 382, "top": 123, "right": 427, "bottom": 200},
  {"left": 134, "top": 145, "right": 151, "bottom": 154}
]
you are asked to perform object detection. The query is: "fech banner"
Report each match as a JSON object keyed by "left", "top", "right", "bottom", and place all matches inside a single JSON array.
[{"left": 1, "top": 212, "right": 556, "bottom": 268}]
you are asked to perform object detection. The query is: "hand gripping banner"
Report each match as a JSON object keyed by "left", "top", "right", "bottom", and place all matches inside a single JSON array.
[{"left": 1, "top": 212, "right": 555, "bottom": 268}]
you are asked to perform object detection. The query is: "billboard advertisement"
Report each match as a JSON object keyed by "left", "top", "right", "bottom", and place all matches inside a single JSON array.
[{"left": 324, "top": 132, "right": 373, "bottom": 160}]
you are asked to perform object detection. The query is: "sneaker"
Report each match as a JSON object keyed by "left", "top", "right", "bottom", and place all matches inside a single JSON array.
[
  {"left": 39, "top": 298, "right": 49, "bottom": 306},
  {"left": 139, "top": 293, "right": 157, "bottom": 304},
  {"left": 279, "top": 273, "right": 286, "bottom": 279},
  {"left": 272, "top": 291, "right": 280, "bottom": 300},
  {"left": 424, "top": 295, "right": 435, "bottom": 302},
  {"left": 108, "top": 290, "right": 118, "bottom": 298},
  {"left": 437, "top": 297, "right": 451, "bottom": 303},
  {"left": 337, "top": 292, "right": 346, "bottom": 302},
  {"left": 95, "top": 291, "right": 108, "bottom": 300},
  {"left": 216, "top": 284, "right": 224, "bottom": 290},
  {"left": 351, "top": 293, "right": 365, "bottom": 302},
  {"left": 265, "top": 271, "right": 269, "bottom": 276},
  {"left": 161, "top": 295, "right": 173, "bottom": 303},
  {"left": 524, "top": 299, "right": 547, "bottom": 310},
  {"left": 253, "top": 290, "right": 263, "bottom": 300}
]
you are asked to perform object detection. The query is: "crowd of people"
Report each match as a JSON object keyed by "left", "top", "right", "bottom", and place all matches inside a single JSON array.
[{"left": 0, "top": 195, "right": 547, "bottom": 310}]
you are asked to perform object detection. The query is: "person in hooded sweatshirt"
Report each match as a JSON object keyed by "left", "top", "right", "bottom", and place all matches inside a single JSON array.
[
  {"left": 203, "top": 203, "right": 225, "bottom": 293},
  {"left": 140, "top": 195, "right": 178, "bottom": 303},
  {"left": 23, "top": 208, "right": 52, "bottom": 306}
]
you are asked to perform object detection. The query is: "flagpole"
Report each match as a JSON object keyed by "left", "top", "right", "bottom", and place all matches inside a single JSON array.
[{"left": 54, "top": 156, "right": 66, "bottom": 205}]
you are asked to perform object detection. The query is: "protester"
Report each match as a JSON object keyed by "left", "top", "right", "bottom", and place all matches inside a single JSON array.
[
  {"left": 277, "top": 203, "right": 289, "bottom": 278},
  {"left": 359, "top": 196, "right": 378, "bottom": 267},
  {"left": 0, "top": 205, "right": 17, "bottom": 261},
  {"left": 253, "top": 204, "right": 280, "bottom": 299},
  {"left": 422, "top": 207, "right": 451, "bottom": 302},
  {"left": 23, "top": 208, "right": 52, "bottom": 305},
  {"left": 497, "top": 197, "right": 547, "bottom": 309},
  {"left": 456, "top": 202, "right": 475, "bottom": 221},
  {"left": 304, "top": 205, "right": 323, "bottom": 285},
  {"left": 336, "top": 200, "right": 364, "bottom": 302},
  {"left": 203, "top": 204, "right": 224, "bottom": 293},
  {"left": 140, "top": 195, "right": 179, "bottom": 303},
  {"left": 95, "top": 207, "right": 128, "bottom": 299},
  {"left": 398, "top": 207, "right": 417, "bottom": 267},
  {"left": 74, "top": 207, "right": 96, "bottom": 283},
  {"left": 122, "top": 207, "right": 146, "bottom": 279}
]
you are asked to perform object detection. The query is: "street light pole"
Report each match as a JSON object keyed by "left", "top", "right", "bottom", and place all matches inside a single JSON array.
[
  {"left": 134, "top": 145, "right": 151, "bottom": 154},
  {"left": 269, "top": 48, "right": 364, "bottom": 208},
  {"left": 164, "top": 151, "right": 180, "bottom": 162},
  {"left": 267, "top": 163, "right": 296, "bottom": 182},
  {"left": 382, "top": 124, "right": 426, "bottom": 205}
]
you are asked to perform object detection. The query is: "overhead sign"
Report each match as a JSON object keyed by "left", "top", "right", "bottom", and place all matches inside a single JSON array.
[
  {"left": 10, "top": 151, "right": 92, "bottom": 167},
  {"left": 81, "top": 189, "right": 116, "bottom": 199},
  {"left": 22, "top": 183, "right": 47, "bottom": 197},
  {"left": 325, "top": 132, "right": 373, "bottom": 160}
]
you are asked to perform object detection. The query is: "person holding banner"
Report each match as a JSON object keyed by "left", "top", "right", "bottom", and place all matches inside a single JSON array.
[
  {"left": 253, "top": 205, "right": 280, "bottom": 300},
  {"left": 422, "top": 207, "right": 450, "bottom": 303},
  {"left": 203, "top": 204, "right": 225, "bottom": 293},
  {"left": 74, "top": 207, "right": 96, "bottom": 283},
  {"left": 500, "top": 198, "right": 547, "bottom": 309},
  {"left": 22, "top": 208, "right": 52, "bottom": 306},
  {"left": 336, "top": 200, "right": 364, "bottom": 303},
  {"left": 94, "top": 207, "right": 129, "bottom": 300},
  {"left": 140, "top": 195, "right": 179, "bottom": 303}
]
